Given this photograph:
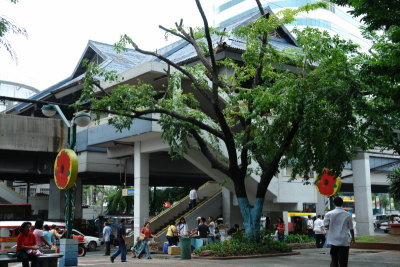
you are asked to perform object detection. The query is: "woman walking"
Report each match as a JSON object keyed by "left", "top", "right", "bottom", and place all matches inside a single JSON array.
[
  {"left": 276, "top": 218, "right": 285, "bottom": 242},
  {"left": 139, "top": 222, "right": 154, "bottom": 259}
]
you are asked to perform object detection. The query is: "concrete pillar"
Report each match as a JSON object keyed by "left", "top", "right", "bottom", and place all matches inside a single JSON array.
[
  {"left": 48, "top": 179, "right": 66, "bottom": 221},
  {"left": 316, "top": 193, "right": 327, "bottom": 216},
  {"left": 352, "top": 151, "right": 374, "bottom": 236},
  {"left": 221, "top": 187, "right": 242, "bottom": 228},
  {"left": 133, "top": 141, "right": 149, "bottom": 240},
  {"left": 74, "top": 178, "right": 83, "bottom": 220}
]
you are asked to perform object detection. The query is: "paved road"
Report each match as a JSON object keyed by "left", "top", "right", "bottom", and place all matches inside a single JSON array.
[
  {"left": 8, "top": 246, "right": 400, "bottom": 266},
  {"left": 73, "top": 246, "right": 400, "bottom": 267}
]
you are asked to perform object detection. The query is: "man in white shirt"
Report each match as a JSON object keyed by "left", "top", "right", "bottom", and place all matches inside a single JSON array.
[
  {"left": 314, "top": 215, "right": 325, "bottom": 248},
  {"left": 324, "top": 197, "right": 355, "bottom": 267},
  {"left": 189, "top": 188, "right": 199, "bottom": 209},
  {"left": 307, "top": 215, "right": 314, "bottom": 237}
]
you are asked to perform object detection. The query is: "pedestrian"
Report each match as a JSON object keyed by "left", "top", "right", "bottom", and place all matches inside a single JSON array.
[
  {"left": 189, "top": 187, "right": 199, "bottom": 209},
  {"left": 197, "top": 217, "right": 210, "bottom": 245},
  {"left": 307, "top": 215, "right": 314, "bottom": 238},
  {"left": 32, "top": 220, "right": 51, "bottom": 249},
  {"left": 43, "top": 225, "right": 54, "bottom": 247},
  {"left": 177, "top": 218, "right": 188, "bottom": 237},
  {"left": 139, "top": 222, "right": 154, "bottom": 260},
  {"left": 227, "top": 224, "right": 239, "bottom": 236},
  {"left": 324, "top": 196, "right": 355, "bottom": 267},
  {"left": 314, "top": 215, "right": 325, "bottom": 248},
  {"left": 208, "top": 216, "right": 216, "bottom": 240},
  {"left": 110, "top": 218, "right": 127, "bottom": 263},
  {"left": 16, "top": 221, "right": 39, "bottom": 267},
  {"left": 166, "top": 221, "right": 178, "bottom": 246},
  {"left": 102, "top": 222, "right": 112, "bottom": 256},
  {"left": 276, "top": 218, "right": 285, "bottom": 242}
]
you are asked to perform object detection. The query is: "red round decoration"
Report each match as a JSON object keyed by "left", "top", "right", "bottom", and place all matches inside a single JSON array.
[
  {"left": 315, "top": 169, "right": 341, "bottom": 197},
  {"left": 54, "top": 149, "right": 78, "bottom": 189}
]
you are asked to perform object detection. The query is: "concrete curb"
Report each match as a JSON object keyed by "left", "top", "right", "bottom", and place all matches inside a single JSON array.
[{"left": 192, "top": 251, "right": 300, "bottom": 260}]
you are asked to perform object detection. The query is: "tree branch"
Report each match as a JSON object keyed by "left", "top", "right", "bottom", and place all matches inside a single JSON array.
[
  {"left": 195, "top": 0, "right": 218, "bottom": 76},
  {"left": 190, "top": 129, "right": 230, "bottom": 177},
  {"left": 159, "top": 25, "right": 191, "bottom": 43},
  {"left": 253, "top": 0, "right": 269, "bottom": 87},
  {"left": 256, "top": 109, "right": 304, "bottom": 198}
]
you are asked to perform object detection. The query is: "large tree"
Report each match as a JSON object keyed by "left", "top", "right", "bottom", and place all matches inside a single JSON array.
[
  {"left": 0, "top": 0, "right": 27, "bottom": 61},
  {"left": 77, "top": 0, "right": 370, "bottom": 241}
]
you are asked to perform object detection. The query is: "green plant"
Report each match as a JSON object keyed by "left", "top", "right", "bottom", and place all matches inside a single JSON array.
[
  {"left": 355, "top": 236, "right": 379, "bottom": 242},
  {"left": 193, "top": 230, "right": 291, "bottom": 256},
  {"left": 285, "top": 234, "right": 314, "bottom": 244}
]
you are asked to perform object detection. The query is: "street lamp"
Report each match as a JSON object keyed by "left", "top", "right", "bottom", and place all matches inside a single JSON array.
[{"left": 42, "top": 104, "right": 91, "bottom": 238}]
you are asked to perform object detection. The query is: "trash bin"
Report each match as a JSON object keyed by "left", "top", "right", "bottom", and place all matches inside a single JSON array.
[
  {"left": 163, "top": 242, "right": 169, "bottom": 254},
  {"left": 180, "top": 237, "right": 191, "bottom": 260}
]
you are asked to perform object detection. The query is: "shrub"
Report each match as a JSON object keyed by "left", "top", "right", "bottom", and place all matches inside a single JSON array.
[
  {"left": 285, "top": 234, "right": 314, "bottom": 244},
  {"left": 193, "top": 231, "right": 291, "bottom": 257}
]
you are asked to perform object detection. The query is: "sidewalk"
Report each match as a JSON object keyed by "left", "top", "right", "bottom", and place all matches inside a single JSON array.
[{"left": 74, "top": 247, "right": 400, "bottom": 267}]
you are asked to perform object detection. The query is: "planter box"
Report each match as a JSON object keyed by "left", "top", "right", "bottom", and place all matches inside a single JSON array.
[{"left": 389, "top": 224, "right": 400, "bottom": 235}]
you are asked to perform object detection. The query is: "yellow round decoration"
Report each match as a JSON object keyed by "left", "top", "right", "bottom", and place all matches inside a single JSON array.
[{"left": 54, "top": 149, "right": 78, "bottom": 189}]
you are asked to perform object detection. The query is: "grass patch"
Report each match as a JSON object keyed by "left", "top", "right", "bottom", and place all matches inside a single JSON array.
[{"left": 355, "top": 236, "right": 379, "bottom": 242}]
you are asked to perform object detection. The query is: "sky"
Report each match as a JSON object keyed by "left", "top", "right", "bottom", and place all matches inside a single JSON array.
[{"left": 0, "top": 0, "right": 214, "bottom": 90}]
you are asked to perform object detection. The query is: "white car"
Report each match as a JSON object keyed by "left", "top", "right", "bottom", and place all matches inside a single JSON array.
[{"left": 72, "top": 229, "right": 101, "bottom": 251}]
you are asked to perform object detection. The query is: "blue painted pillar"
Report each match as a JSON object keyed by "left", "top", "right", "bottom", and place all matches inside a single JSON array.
[{"left": 58, "top": 238, "right": 78, "bottom": 267}]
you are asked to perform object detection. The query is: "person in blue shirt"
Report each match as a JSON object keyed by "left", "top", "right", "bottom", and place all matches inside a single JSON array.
[
  {"left": 102, "top": 222, "right": 112, "bottom": 256},
  {"left": 43, "top": 224, "right": 55, "bottom": 248},
  {"left": 110, "top": 219, "right": 127, "bottom": 263}
]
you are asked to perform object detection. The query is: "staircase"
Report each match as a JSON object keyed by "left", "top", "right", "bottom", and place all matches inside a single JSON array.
[
  {"left": 148, "top": 181, "right": 221, "bottom": 233},
  {"left": 0, "top": 182, "right": 48, "bottom": 213},
  {"left": 153, "top": 190, "right": 222, "bottom": 245}
]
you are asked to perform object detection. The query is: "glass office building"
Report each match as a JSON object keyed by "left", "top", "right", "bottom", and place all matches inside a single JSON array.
[{"left": 214, "top": 0, "right": 371, "bottom": 50}]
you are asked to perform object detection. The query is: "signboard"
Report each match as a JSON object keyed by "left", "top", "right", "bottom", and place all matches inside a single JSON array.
[{"left": 122, "top": 188, "right": 135, "bottom": 196}]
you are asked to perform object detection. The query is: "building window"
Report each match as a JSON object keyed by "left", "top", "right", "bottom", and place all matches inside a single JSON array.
[
  {"left": 303, "top": 203, "right": 316, "bottom": 212},
  {"left": 29, "top": 188, "right": 36, "bottom": 197},
  {"left": 19, "top": 188, "right": 26, "bottom": 195},
  {"left": 40, "top": 188, "right": 49, "bottom": 195}
]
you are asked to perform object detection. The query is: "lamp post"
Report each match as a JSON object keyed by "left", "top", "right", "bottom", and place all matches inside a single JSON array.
[{"left": 42, "top": 104, "right": 91, "bottom": 238}]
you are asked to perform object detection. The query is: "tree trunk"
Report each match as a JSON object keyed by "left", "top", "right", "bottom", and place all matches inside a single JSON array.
[{"left": 237, "top": 197, "right": 264, "bottom": 242}]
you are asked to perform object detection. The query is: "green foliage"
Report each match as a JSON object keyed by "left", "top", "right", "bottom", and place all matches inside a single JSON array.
[
  {"left": 388, "top": 169, "right": 400, "bottom": 202},
  {"left": 0, "top": 0, "right": 27, "bottom": 61},
  {"left": 380, "top": 194, "right": 390, "bottom": 211},
  {"left": 331, "top": 0, "right": 400, "bottom": 31},
  {"left": 105, "top": 187, "right": 133, "bottom": 215},
  {"left": 284, "top": 234, "right": 314, "bottom": 244},
  {"left": 149, "top": 187, "right": 190, "bottom": 215},
  {"left": 193, "top": 231, "right": 291, "bottom": 256},
  {"left": 330, "top": 1, "right": 400, "bottom": 157}
]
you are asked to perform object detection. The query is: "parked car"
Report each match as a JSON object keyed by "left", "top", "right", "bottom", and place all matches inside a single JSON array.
[{"left": 72, "top": 229, "right": 101, "bottom": 251}]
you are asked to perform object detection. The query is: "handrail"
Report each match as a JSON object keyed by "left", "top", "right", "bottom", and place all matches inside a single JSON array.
[
  {"left": 0, "top": 183, "right": 49, "bottom": 200},
  {"left": 148, "top": 181, "right": 217, "bottom": 223}
]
